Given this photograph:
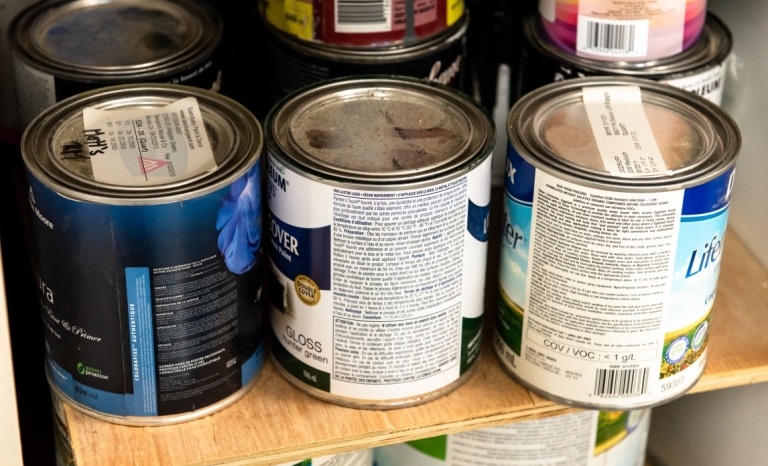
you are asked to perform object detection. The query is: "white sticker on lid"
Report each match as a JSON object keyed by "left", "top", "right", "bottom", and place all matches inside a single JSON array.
[
  {"left": 582, "top": 86, "right": 668, "bottom": 177},
  {"left": 82, "top": 97, "right": 216, "bottom": 186}
]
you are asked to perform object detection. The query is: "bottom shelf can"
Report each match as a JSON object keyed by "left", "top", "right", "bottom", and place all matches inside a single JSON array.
[
  {"left": 374, "top": 409, "right": 650, "bottom": 466},
  {"left": 279, "top": 449, "right": 374, "bottom": 466}
]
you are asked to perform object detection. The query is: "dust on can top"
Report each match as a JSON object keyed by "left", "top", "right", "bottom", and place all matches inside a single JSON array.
[
  {"left": 538, "top": 0, "right": 707, "bottom": 62},
  {"left": 24, "top": 84, "right": 259, "bottom": 203},
  {"left": 496, "top": 77, "right": 739, "bottom": 410},
  {"left": 10, "top": 0, "right": 223, "bottom": 128},
  {"left": 269, "top": 76, "right": 488, "bottom": 183},
  {"left": 266, "top": 77, "right": 493, "bottom": 407},
  {"left": 23, "top": 85, "right": 265, "bottom": 425},
  {"left": 261, "top": 0, "right": 465, "bottom": 47},
  {"left": 521, "top": 13, "right": 733, "bottom": 105}
]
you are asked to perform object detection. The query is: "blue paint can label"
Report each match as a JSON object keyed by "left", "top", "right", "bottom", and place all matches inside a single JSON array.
[
  {"left": 31, "top": 159, "right": 264, "bottom": 418},
  {"left": 495, "top": 141, "right": 735, "bottom": 408}
]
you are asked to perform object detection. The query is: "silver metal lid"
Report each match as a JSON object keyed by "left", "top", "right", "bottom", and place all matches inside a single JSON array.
[
  {"left": 11, "top": 0, "right": 221, "bottom": 79},
  {"left": 267, "top": 77, "right": 493, "bottom": 184},
  {"left": 526, "top": 13, "right": 732, "bottom": 78},
  {"left": 508, "top": 77, "right": 740, "bottom": 188},
  {"left": 22, "top": 84, "right": 262, "bottom": 204},
  {"left": 265, "top": 13, "right": 468, "bottom": 64}
]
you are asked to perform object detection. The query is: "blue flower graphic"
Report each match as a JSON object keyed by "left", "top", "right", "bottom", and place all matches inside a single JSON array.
[{"left": 216, "top": 162, "right": 262, "bottom": 274}]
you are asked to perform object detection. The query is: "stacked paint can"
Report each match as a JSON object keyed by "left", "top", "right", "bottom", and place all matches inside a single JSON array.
[
  {"left": 23, "top": 84, "right": 265, "bottom": 425},
  {"left": 265, "top": 77, "right": 493, "bottom": 407},
  {"left": 277, "top": 450, "right": 373, "bottom": 466},
  {"left": 496, "top": 77, "right": 740, "bottom": 409},
  {"left": 259, "top": 0, "right": 469, "bottom": 104},
  {"left": 376, "top": 409, "right": 651, "bottom": 465}
]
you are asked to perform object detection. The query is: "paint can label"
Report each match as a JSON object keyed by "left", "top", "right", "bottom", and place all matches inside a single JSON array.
[
  {"left": 32, "top": 159, "right": 264, "bottom": 418},
  {"left": 375, "top": 409, "right": 650, "bottom": 465},
  {"left": 277, "top": 449, "right": 374, "bottom": 466},
  {"left": 267, "top": 153, "right": 490, "bottom": 401},
  {"left": 495, "top": 144, "right": 734, "bottom": 407}
]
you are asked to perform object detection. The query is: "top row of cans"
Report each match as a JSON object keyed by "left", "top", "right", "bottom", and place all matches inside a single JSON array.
[{"left": 264, "top": 0, "right": 708, "bottom": 63}]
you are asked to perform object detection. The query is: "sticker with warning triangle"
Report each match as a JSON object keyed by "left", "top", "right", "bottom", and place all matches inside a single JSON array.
[{"left": 82, "top": 97, "right": 217, "bottom": 186}]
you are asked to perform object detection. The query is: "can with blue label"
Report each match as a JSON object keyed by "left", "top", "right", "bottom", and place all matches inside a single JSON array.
[
  {"left": 22, "top": 84, "right": 265, "bottom": 425},
  {"left": 265, "top": 77, "right": 494, "bottom": 408},
  {"left": 496, "top": 77, "right": 740, "bottom": 410}
]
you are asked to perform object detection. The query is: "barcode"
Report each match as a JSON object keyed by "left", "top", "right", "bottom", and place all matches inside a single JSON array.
[
  {"left": 585, "top": 21, "right": 635, "bottom": 53},
  {"left": 336, "top": 0, "right": 388, "bottom": 25},
  {"left": 594, "top": 367, "right": 649, "bottom": 397},
  {"left": 577, "top": 16, "right": 649, "bottom": 57}
]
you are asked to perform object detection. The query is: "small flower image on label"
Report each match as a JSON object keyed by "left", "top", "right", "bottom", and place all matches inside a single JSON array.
[
  {"left": 217, "top": 163, "right": 263, "bottom": 274},
  {"left": 294, "top": 275, "right": 321, "bottom": 306}
]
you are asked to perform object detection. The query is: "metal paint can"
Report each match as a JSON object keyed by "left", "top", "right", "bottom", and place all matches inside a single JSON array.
[
  {"left": 10, "top": 0, "right": 223, "bottom": 130},
  {"left": 277, "top": 449, "right": 374, "bottom": 466},
  {"left": 23, "top": 84, "right": 264, "bottom": 425},
  {"left": 266, "top": 77, "right": 493, "bottom": 408},
  {"left": 538, "top": 0, "right": 707, "bottom": 62},
  {"left": 496, "top": 77, "right": 740, "bottom": 410},
  {"left": 375, "top": 409, "right": 651, "bottom": 465},
  {"left": 260, "top": 0, "right": 465, "bottom": 47},
  {"left": 266, "top": 14, "right": 467, "bottom": 104},
  {"left": 521, "top": 13, "right": 733, "bottom": 106}
]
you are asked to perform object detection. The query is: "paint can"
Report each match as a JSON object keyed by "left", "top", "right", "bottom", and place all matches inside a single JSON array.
[
  {"left": 277, "top": 449, "right": 374, "bottom": 466},
  {"left": 23, "top": 84, "right": 265, "bottom": 425},
  {"left": 266, "top": 77, "right": 493, "bottom": 408},
  {"left": 538, "top": 0, "right": 707, "bottom": 61},
  {"left": 260, "top": 0, "right": 465, "bottom": 47},
  {"left": 10, "top": 0, "right": 223, "bottom": 130},
  {"left": 521, "top": 13, "right": 733, "bottom": 106},
  {"left": 265, "top": 13, "right": 467, "bottom": 104},
  {"left": 496, "top": 77, "right": 740, "bottom": 410},
  {"left": 375, "top": 409, "right": 651, "bottom": 465}
]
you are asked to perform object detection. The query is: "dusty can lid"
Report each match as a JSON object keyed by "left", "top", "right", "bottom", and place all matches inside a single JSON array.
[
  {"left": 265, "top": 13, "right": 468, "bottom": 65},
  {"left": 10, "top": 0, "right": 221, "bottom": 79},
  {"left": 525, "top": 13, "right": 732, "bottom": 79},
  {"left": 266, "top": 76, "right": 493, "bottom": 184},
  {"left": 508, "top": 77, "right": 740, "bottom": 189},
  {"left": 22, "top": 84, "right": 262, "bottom": 205}
]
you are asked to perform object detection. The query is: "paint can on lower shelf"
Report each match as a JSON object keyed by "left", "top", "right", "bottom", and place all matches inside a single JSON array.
[
  {"left": 496, "top": 77, "right": 740, "bottom": 410},
  {"left": 265, "top": 77, "right": 493, "bottom": 408},
  {"left": 520, "top": 13, "right": 733, "bottom": 106},
  {"left": 277, "top": 449, "right": 374, "bottom": 466},
  {"left": 375, "top": 409, "right": 651, "bottom": 465},
  {"left": 23, "top": 84, "right": 265, "bottom": 426}
]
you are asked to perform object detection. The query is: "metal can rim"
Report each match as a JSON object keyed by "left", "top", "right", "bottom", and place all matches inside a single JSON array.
[
  {"left": 9, "top": 0, "right": 222, "bottom": 80},
  {"left": 525, "top": 13, "right": 733, "bottom": 80},
  {"left": 264, "top": 13, "right": 468, "bottom": 64},
  {"left": 265, "top": 76, "right": 494, "bottom": 188},
  {"left": 22, "top": 83, "right": 263, "bottom": 205},
  {"left": 507, "top": 76, "right": 741, "bottom": 192}
]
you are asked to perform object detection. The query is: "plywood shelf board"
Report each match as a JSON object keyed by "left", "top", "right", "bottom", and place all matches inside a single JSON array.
[{"left": 64, "top": 203, "right": 768, "bottom": 465}]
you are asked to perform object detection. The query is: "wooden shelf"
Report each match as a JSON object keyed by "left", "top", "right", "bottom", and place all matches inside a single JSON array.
[{"left": 64, "top": 191, "right": 768, "bottom": 466}]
